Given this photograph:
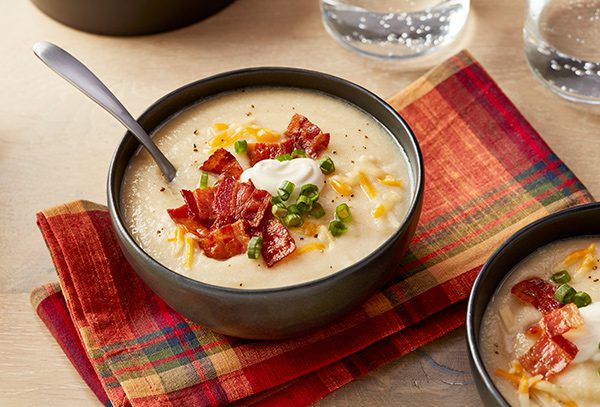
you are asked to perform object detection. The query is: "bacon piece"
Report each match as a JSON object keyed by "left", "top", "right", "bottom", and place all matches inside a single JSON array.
[
  {"left": 201, "top": 220, "right": 250, "bottom": 260},
  {"left": 212, "top": 176, "right": 238, "bottom": 220},
  {"left": 519, "top": 334, "right": 578, "bottom": 379},
  {"left": 200, "top": 148, "right": 243, "bottom": 179},
  {"left": 180, "top": 188, "right": 215, "bottom": 226},
  {"left": 234, "top": 182, "right": 271, "bottom": 228},
  {"left": 511, "top": 278, "right": 561, "bottom": 314},
  {"left": 246, "top": 139, "right": 294, "bottom": 166},
  {"left": 542, "top": 303, "right": 584, "bottom": 338},
  {"left": 261, "top": 215, "right": 296, "bottom": 267},
  {"left": 284, "top": 113, "right": 330, "bottom": 158},
  {"left": 167, "top": 205, "right": 209, "bottom": 238}
]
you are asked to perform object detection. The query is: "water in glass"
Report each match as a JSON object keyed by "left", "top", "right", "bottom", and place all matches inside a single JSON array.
[
  {"left": 525, "top": 0, "right": 600, "bottom": 104},
  {"left": 320, "top": 0, "right": 470, "bottom": 60}
]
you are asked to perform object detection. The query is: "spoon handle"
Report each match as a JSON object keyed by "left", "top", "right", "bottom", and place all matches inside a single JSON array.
[{"left": 33, "top": 41, "right": 177, "bottom": 182}]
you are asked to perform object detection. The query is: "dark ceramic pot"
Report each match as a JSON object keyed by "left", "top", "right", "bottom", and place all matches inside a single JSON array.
[
  {"left": 466, "top": 201, "right": 600, "bottom": 406},
  {"left": 31, "top": 0, "right": 236, "bottom": 36},
  {"left": 107, "top": 67, "right": 424, "bottom": 339}
]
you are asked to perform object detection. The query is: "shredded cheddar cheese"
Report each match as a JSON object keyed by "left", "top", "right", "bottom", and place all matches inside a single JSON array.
[
  {"left": 298, "top": 221, "right": 320, "bottom": 237},
  {"left": 358, "top": 171, "right": 376, "bottom": 200},
  {"left": 377, "top": 175, "right": 403, "bottom": 187},
  {"left": 330, "top": 177, "right": 353, "bottom": 196},
  {"left": 561, "top": 244, "right": 595, "bottom": 267},
  {"left": 184, "top": 235, "right": 195, "bottom": 269},
  {"left": 297, "top": 242, "right": 326, "bottom": 255},
  {"left": 372, "top": 203, "right": 386, "bottom": 218},
  {"left": 208, "top": 121, "right": 281, "bottom": 152}
]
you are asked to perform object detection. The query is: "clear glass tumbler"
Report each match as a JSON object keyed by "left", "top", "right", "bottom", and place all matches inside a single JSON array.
[
  {"left": 320, "top": 0, "right": 470, "bottom": 60},
  {"left": 524, "top": 0, "right": 600, "bottom": 104}
]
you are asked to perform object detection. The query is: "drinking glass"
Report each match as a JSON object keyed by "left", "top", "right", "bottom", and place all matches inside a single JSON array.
[
  {"left": 320, "top": 0, "right": 470, "bottom": 60},
  {"left": 524, "top": 0, "right": 600, "bottom": 104}
]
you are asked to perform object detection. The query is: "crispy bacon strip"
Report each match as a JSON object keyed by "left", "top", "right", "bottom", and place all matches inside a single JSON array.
[
  {"left": 167, "top": 205, "right": 209, "bottom": 239},
  {"left": 247, "top": 139, "right": 294, "bottom": 167},
  {"left": 542, "top": 303, "right": 584, "bottom": 338},
  {"left": 284, "top": 113, "right": 330, "bottom": 158},
  {"left": 200, "top": 148, "right": 243, "bottom": 179},
  {"left": 246, "top": 114, "right": 330, "bottom": 165},
  {"left": 212, "top": 176, "right": 238, "bottom": 220},
  {"left": 519, "top": 334, "right": 578, "bottom": 379},
  {"left": 511, "top": 277, "right": 561, "bottom": 314},
  {"left": 201, "top": 220, "right": 250, "bottom": 260},
  {"left": 180, "top": 188, "right": 215, "bottom": 226},
  {"left": 261, "top": 215, "right": 296, "bottom": 267}
]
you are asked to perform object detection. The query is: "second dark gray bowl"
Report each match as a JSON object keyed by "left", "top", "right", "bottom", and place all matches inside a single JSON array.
[
  {"left": 107, "top": 68, "right": 424, "bottom": 339},
  {"left": 466, "top": 201, "right": 600, "bottom": 406}
]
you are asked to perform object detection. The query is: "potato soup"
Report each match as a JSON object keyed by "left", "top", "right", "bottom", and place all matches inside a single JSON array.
[
  {"left": 121, "top": 87, "right": 412, "bottom": 289},
  {"left": 481, "top": 237, "right": 600, "bottom": 407}
]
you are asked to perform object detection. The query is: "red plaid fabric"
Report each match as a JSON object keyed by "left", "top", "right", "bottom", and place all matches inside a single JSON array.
[{"left": 31, "top": 50, "right": 593, "bottom": 406}]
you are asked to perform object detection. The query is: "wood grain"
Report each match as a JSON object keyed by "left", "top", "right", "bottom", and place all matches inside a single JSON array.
[{"left": 0, "top": 0, "right": 597, "bottom": 405}]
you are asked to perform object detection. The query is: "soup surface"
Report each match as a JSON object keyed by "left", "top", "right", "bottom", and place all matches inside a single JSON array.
[
  {"left": 121, "top": 87, "right": 412, "bottom": 289},
  {"left": 481, "top": 237, "right": 600, "bottom": 407}
]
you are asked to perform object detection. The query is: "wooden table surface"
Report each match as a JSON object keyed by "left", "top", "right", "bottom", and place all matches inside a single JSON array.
[{"left": 0, "top": 0, "right": 598, "bottom": 405}]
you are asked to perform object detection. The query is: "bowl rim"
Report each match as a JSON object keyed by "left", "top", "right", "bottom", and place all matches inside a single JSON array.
[
  {"left": 107, "top": 66, "right": 425, "bottom": 295},
  {"left": 466, "top": 201, "right": 600, "bottom": 405}
]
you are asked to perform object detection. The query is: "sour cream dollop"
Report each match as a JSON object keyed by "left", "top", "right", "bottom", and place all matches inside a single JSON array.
[
  {"left": 564, "top": 301, "right": 600, "bottom": 363},
  {"left": 240, "top": 158, "right": 324, "bottom": 201}
]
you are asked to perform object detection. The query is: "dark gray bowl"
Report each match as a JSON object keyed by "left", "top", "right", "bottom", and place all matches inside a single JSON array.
[
  {"left": 107, "top": 67, "right": 424, "bottom": 339},
  {"left": 31, "top": 0, "right": 235, "bottom": 36},
  {"left": 466, "top": 201, "right": 600, "bottom": 406}
]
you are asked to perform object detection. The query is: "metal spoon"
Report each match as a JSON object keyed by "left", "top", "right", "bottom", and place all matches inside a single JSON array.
[{"left": 33, "top": 41, "right": 177, "bottom": 182}]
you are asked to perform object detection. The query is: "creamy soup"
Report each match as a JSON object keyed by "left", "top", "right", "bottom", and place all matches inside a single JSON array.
[
  {"left": 481, "top": 237, "right": 600, "bottom": 407},
  {"left": 121, "top": 87, "right": 412, "bottom": 289}
]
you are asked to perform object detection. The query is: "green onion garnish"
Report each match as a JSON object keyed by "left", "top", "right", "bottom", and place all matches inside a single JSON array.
[
  {"left": 573, "top": 291, "right": 592, "bottom": 308},
  {"left": 272, "top": 195, "right": 283, "bottom": 206},
  {"left": 551, "top": 270, "right": 571, "bottom": 284},
  {"left": 200, "top": 172, "right": 209, "bottom": 189},
  {"left": 310, "top": 202, "right": 325, "bottom": 219},
  {"left": 247, "top": 236, "right": 263, "bottom": 259},
  {"left": 284, "top": 213, "right": 303, "bottom": 227},
  {"left": 328, "top": 219, "right": 347, "bottom": 237},
  {"left": 292, "top": 149, "right": 306, "bottom": 158},
  {"left": 234, "top": 139, "right": 247, "bottom": 154},
  {"left": 278, "top": 180, "right": 295, "bottom": 201},
  {"left": 335, "top": 203, "right": 352, "bottom": 223},
  {"left": 296, "top": 195, "right": 312, "bottom": 212},
  {"left": 319, "top": 156, "right": 335, "bottom": 174},
  {"left": 300, "top": 184, "right": 320, "bottom": 202},
  {"left": 597, "top": 341, "right": 600, "bottom": 351},
  {"left": 555, "top": 283, "right": 576, "bottom": 304},
  {"left": 287, "top": 204, "right": 300, "bottom": 214},
  {"left": 275, "top": 153, "right": 292, "bottom": 161},
  {"left": 272, "top": 203, "right": 288, "bottom": 218}
]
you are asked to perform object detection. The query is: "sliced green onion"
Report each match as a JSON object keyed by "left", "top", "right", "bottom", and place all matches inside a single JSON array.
[
  {"left": 573, "top": 291, "right": 592, "bottom": 308},
  {"left": 284, "top": 213, "right": 303, "bottom": 227},
  {"left": 247, "top": 236, "right": 263, "bottom": 259},
  {"left": 551, "top": 270, "right": 571, "bottom": 284},
  {"left": 300, "top": 184, "right": 320, "bottom": 202},
  {"left": 272, "top": 195, "right": 283, "bottom": 206},
  {"left": 275, "top": 153, "right": 292, "bottom": 162},
  {"left": 296, "top": 195, "right": 312, "bottom": 212},
  {"left": 319, "top": 156, "right": 335, "bottom": 174},
  {"left": 598, "top": 341, "right": 600, "bottom": 351},
  {"left": 287, "top": 204, "right": 300, "bottom": 214},
  {"left": 234, "top": 139, "right": 247, "bottom": 154},
  {"left": 328, "top": 219, "right": 347, "bottom": 237},
  {"left": 310, "top": 202, "right": 325, "bottom": 219},
  {"left": 200, "top": 171, "right": 209, "bottom": 189},
  {"left": 335, "top": 203, "right": 352, "bottom": 223},
  {"left": 272, "top": 203, "right": 288, "bottom": 218},
  {"left": 292, "top": 149, "right": 306, "bottom": 158},
  {"left": 277, "top": 180, "right": 295, "bottom": 201},
  {"left": 555, "top": 283, "right": 576, "bottom": 304}
]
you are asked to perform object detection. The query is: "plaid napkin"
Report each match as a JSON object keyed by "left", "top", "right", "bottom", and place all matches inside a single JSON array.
[{"left": 31, "top": 50, "right": 593, "bottom": 407}]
